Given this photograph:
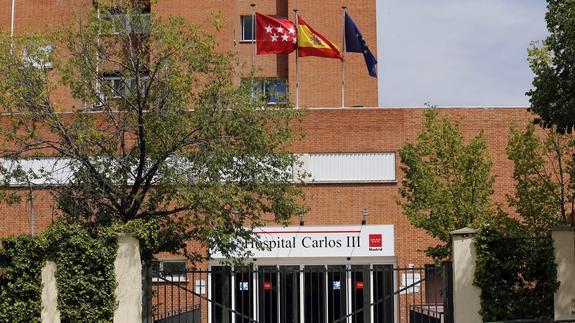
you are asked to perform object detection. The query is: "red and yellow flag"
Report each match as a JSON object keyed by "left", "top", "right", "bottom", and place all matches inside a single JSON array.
[{"left": 297, "top": 16, "right": 342, "bottom": 60}]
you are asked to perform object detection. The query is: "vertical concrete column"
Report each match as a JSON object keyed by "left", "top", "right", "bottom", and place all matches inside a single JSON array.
[
  {"left": 41, "top": 261, "right": 61, "bottom": 323},
  {"left": 114, "top": 234, "right": 142, "bottom": 323},
  {"left": 552, "top": 226, "right": 575, "bottom": 321},
  {"left": 450, "top": 227, "right": 481, "bottom": 323}
]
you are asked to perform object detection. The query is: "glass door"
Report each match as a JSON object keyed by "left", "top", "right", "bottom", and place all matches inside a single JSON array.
[
  {"left": 211, "top": 266, "right": 232, "bottom": 323},
  {"left": 231, "top": 263, "right": 394, "bottom": 323},
  {"left": 234, "top": 266, "right": 254, "bottom": 323},
  {"left": 327, "top": 265, "right": 347, "bottom": 322},
  {"left": 304, "top": 265, "right": 326, "bottom": 323},
  {"left": 351, "top": 265, "right": 371, "bottom": 323},
  {"left": 279, "top": 265, "right": 300, "bottom": 323},
  {"left": 258, "top": 266, "right": 278, "bottom": 323},
  {"left": 373, "top": 265, "right": 394, "bottom": 323}
]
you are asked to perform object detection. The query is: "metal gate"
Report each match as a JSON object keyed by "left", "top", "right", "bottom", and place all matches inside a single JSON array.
[{"left": 143, "top": 263, "right": 453, "bottom": 323}]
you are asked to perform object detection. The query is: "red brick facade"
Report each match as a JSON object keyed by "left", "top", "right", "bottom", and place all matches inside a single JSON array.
[
  {"left": 291, "top": 107, "right": 532, "bottom": 266},
  {"left": 0, "top": 0, "right": 377, "bottom": 109},
  {"left": 0, "top": 107, "right": 532, "bottom": 266},
  {"left": 0, "top": 1, "right": 534, "bottom": 266}
]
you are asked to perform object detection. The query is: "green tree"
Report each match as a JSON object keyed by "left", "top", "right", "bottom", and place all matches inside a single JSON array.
[
  {"left": 527, "top": 1, "right": 575, "bottom": 133},
  {"left": 398, "top": 108, "right": 498, "bottom": 260},
  {"left": 0, "top": 1, "right": 306, "bottom": 261},
  {"left": 507, "top": 124, "right": 574, "bottom": 229}
]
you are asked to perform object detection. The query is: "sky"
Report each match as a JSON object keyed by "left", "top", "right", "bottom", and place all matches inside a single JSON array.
[{"left": 377, "top": 0, "right": 549, "bottom": 107}]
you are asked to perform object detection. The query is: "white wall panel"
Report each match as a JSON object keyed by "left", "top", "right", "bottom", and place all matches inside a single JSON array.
[
  {"left": 303, "top": 153, "right": 396, "bottom": 183},
  {"left": 0, "top": 158, "right": 73, "bottom": 186},
  {"left": 1, "top": 153, "right": 397, "bottom": 186}
]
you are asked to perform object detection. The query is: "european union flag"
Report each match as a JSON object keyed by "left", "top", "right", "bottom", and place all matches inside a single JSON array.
[{"left": 345, "top": 13, "right": 377, "bottom": 78}]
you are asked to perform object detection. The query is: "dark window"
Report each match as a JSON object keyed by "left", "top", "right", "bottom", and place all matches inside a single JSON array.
[
  {"left": 152, "top": 260, "right": 187, "bottom": 282},
  {"left": 241, "top": 16, "right": 255, "bottom": 42}
]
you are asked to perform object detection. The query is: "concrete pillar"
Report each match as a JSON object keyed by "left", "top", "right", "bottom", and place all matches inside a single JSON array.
[
  {"left": 552, "top": 226, "right": 575, "bottom": 321},
  {"left": 450, "top": 227, "right": 481, "bottom": 323},
  {"left": 41, "top": 261, "right": 61, "bottom": 323},
  {"left": 113, "top": 234, "right": 142, "bottom": 323}
]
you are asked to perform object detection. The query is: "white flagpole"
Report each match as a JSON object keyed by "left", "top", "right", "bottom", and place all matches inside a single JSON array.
[
  {"left": 293, "top": 8, "right": 300, "bottom": 109},
  {"left": 341, "top": 6, "right": 347, "bottom": 108},
  {"left": 250, "top": 4, "right": 256, "bottom": 101},
  {"left": 251, "top": 3, "right": 256, "bottom": 70},
  {"left": 10, "top": 0, "right": 15, "bottom": 52}
]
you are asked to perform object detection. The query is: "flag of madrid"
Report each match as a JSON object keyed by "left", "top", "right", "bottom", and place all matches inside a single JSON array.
[{"left": 256, "top": 13, "right": 297, "bottom": 55}]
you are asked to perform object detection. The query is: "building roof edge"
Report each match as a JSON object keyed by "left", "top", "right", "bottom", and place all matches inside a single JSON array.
[{"left": 304, "top": 106, "right": 529, "bottom": 111}]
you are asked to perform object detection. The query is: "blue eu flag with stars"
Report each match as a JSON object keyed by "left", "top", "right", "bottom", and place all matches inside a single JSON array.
[{"left": 345, "top": 12, "right": 377, "bottom": 78}]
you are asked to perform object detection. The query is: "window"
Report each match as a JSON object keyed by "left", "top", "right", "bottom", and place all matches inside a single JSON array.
[
  {"left": 101, "top": 73, "right": 149, "bottom": 99},
  {"left": 102, "top": 74, "right": 125, "bottom": 98},
  {"left": 244, "top": 78, "right": 288, "bottom": 104},
  {"left": 256, "top": 78, "right": 288, "bottom": 104},
  {"left": 22, "top": 44, "right": 53, "bottom": 69},
  {"left": 241, "top": 15, "right": 255, "bottom": 42},
  {"left": 100, "top": 7, "right": 150, "bottom": 35},
  {"left": 152, "top": 260, "right": 187, "bottom": 282}
]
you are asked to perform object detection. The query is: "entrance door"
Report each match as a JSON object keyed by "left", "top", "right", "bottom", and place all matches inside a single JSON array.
[
  {"left": 258, "top": 266, "right": 278, "bottom": 323},
  {"left": 211, "top": 266, "right": 232, "bottom": 323},
  {"left": 209, "top": 264, "right": 397, "bottom": 323},
  {"left": 327, "top": 265, "right": 347, "bottom": 322},
  {"left": 279, "top": 266, "right": 300, "bottom": 323},
  {"left": 304, "top": 265, "right": 326, "bottom": 323},
  {"left": 234, "top": 266, "right": 254, "bottom": 323},
  {"left": 351, "top": 265, "right": 371, "bottom": 323},
  {"left": 373, "top": 265, "right": 394, "bottom": 323}
]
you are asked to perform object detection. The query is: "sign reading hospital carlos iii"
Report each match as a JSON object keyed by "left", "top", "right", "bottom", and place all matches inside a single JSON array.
[{"left": 213, "top": 225, "right": 394, "bottom": 259}]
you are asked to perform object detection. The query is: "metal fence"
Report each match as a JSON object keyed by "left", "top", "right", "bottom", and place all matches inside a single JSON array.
[{"left": 143, "top": 263, "right": 453, "bottom": 323}]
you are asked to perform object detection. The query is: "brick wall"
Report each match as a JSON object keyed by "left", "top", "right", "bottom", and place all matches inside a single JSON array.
[
  {"left": 289, "top": 107, "right": 531, "bottom": 266},
  {"left": 287, "top": 0, "right": 378, "bottom": 108},
  {"left": 0, "top": 107, "right": 532, "bottom": 266},
  {"left": 0, "top": 0, "right": 533, "bottom": 268},
  {"left": 0, "top": 0, "right": 378, "bottom": 110},
  {"left": 0, "top": 0, "right": 90, "bottom": 33}
]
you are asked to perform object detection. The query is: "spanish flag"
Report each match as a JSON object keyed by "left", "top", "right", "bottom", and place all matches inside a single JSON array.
[{"left": 297, "top": 16, "right": 342, "bottom": 60}]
